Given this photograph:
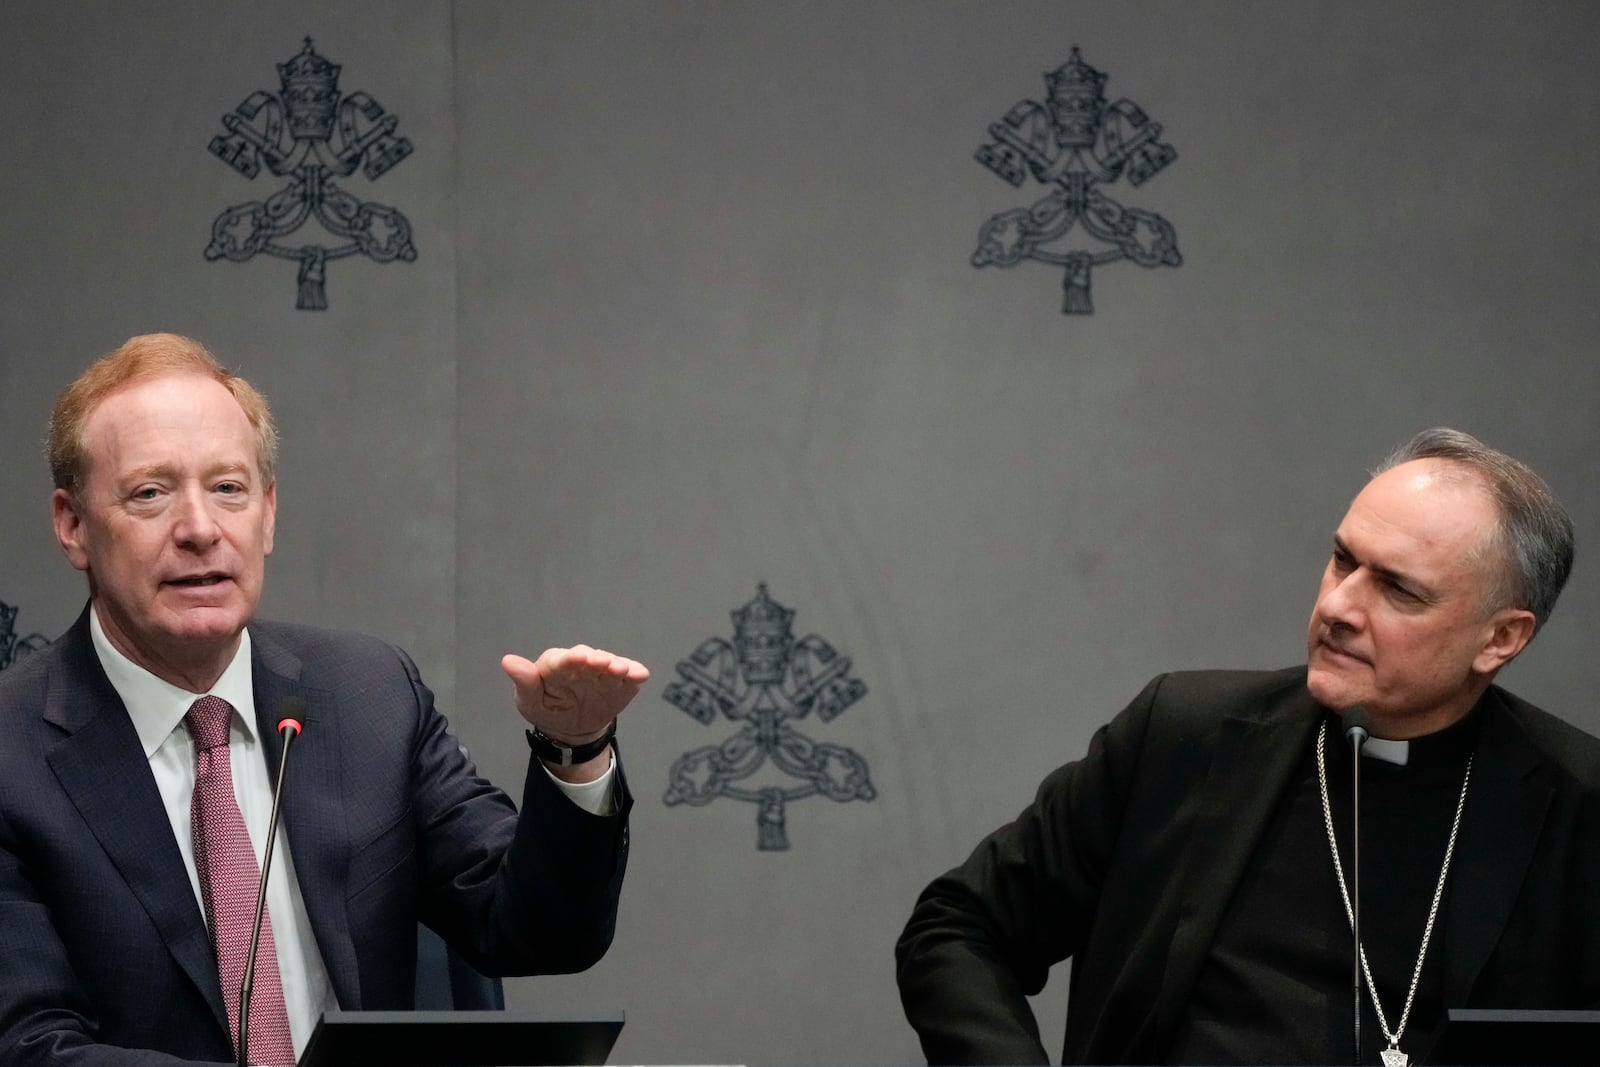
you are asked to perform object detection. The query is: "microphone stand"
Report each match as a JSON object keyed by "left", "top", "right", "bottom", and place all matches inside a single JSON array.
[{"left": 239, "top": 714, "right": 303, "bottom": 1067}]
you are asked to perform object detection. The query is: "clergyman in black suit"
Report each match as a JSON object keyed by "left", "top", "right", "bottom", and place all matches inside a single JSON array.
[{"left": 897, "top": 428, "right": 1600, "bottom": 1065}]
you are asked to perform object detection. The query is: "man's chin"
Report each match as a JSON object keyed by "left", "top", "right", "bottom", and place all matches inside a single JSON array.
[
  {"left": 163, "top": 606, "right": 251, "bottom": 646},
  {"left": 1306, "top": 664, "right": 1364, "bottom": 711}
]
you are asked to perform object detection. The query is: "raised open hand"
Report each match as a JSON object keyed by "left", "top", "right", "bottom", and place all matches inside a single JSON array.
[{"left": 501, "top": 644, "right": 649, "bottom": 744}]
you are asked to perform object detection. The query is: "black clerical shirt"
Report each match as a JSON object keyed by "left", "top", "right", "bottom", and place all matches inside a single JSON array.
[{"left": 1169, "top": 711, "right": 1481, "bottom": 1064}]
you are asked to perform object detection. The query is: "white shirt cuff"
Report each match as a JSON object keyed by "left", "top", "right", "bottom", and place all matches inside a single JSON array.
[{"left": 543, "top": 749, "right": 617, "bottom": 815}]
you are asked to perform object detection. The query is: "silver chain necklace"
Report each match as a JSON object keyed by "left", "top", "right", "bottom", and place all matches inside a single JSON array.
[{"left": 1316, "top": 719, "right": 1474, "bottom": 1067}]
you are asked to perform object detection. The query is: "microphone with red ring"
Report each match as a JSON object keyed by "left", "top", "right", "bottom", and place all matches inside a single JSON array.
[{"left": 239, "top": 699, "right": 304, "bottom": 1067}]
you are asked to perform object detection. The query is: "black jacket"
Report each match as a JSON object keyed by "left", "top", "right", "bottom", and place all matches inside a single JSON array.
[{"left": 896, "top": 668, "right": 1600, "bottom": 1064}]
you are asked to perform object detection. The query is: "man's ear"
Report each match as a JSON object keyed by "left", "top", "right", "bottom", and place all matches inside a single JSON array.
[
  {"left": 1473, "top": 608, "right": 1537, "bottom": 674},
  {"left": 51, "top": 488, "right": 91, "bottom": 572},
  {"left": 262, "top": 480, "right": 276, "bottom": 556}
]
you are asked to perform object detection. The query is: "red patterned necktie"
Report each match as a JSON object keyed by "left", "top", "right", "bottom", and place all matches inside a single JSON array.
[{"left": 185, "top": 695, "right": 296, "bottom": 1067}]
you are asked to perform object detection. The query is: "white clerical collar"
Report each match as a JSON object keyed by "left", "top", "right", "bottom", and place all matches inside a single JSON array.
[
  {"left": 1361, "top": 735, "right": 1410, "bottom": 766},
  {"left": 89, "top": 604, "right": 257, "bottom": 758}
]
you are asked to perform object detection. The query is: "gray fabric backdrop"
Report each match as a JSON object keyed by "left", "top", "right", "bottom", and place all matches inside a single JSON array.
[{"left": 3, "top": 3, "right": 1598, "bottom": 1063}]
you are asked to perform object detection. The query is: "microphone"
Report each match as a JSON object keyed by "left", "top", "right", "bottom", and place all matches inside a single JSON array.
[
  {"left": 239, "top": 701, "right": 304, "bottom": 1067},
  {"left": 1344, "top": 706, "right": 1372, "bottom": 747},
  {"left": 1343, "top": 706, "right": 1373, "bottom": 1066}
]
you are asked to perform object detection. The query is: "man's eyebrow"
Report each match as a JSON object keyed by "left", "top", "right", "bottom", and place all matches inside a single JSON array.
[
  {"left": 1331, "top": 533, "right": 1438, "bottom": 601},
  {"left": 123, "top": 462, "right": 178, "bottom": 484},
  {"left": 120, "top": 460, "right": 252, "bottom": 484}
]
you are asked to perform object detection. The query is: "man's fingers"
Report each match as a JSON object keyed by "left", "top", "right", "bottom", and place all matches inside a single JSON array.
[
  {"left": 504, "top": 648, "right": 649, "bottom": 687},
  {"left": 604, "top": 656, "right": 650, "bottom": 683}
]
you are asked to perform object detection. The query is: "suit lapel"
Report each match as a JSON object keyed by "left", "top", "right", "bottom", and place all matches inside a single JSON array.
[
  {"left": 42, "top": 614, "right": 229, "bottom": 1033},
  {"left": 1152, "top": 690, "right": 1323, "bottom": 1047},
  {"left": 251, "top": 625, "right": 362, "bottom": 1009},
  {"left": 1439, "top": 692, "right": 1552, "bottom": 1008}
]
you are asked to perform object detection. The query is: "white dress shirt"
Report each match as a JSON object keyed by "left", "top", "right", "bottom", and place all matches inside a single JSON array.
[{"left": 89, "top": 606, "right": 616, "bottom": 1058}]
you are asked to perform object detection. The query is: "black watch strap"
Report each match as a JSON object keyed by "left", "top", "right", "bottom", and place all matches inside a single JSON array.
[{"left": 526, "top": 719, "right": 616, "bottom": 767}]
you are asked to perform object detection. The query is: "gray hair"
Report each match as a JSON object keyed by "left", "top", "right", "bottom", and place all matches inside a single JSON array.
[{"left": 1374, "top": 427, "right": 1574, "bottom": 633}]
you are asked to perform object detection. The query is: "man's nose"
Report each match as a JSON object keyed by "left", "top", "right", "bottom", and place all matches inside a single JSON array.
[
  {"left": 171, "top": 488, "right": 222, "bottom": 547},
  {"left": 1317, "top": 570, "right": 1367, "bottom": 630}
]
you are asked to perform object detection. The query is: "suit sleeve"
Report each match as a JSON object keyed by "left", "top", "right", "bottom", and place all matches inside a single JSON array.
[
  {"left": 894, "top": 676, "right": 1161, "bottom": 1065},
  {"left": 392, "top": 644, "right": 631, "bottom": 979}
]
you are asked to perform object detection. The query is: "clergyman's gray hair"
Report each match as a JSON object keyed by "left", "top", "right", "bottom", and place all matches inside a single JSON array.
[{"left": 1374, "top": 427, "right": 1574, "bottom": 633}]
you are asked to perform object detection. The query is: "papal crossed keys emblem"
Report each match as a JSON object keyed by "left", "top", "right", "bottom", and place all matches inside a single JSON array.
[
  {"left": 205, "top": 37, "right": 416, "bottom": 310},
  {"left": 664, "top": 584, "right": 876, "bottom": 851},
  {"left": 973, "top": 46, "right": 1181, "bottom": 314},
  {"left": 0, "top": 600, "right": 48, "bottom": 671}
]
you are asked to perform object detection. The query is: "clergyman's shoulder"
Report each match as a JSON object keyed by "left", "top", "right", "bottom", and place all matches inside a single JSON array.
[
  {"left": 1490, "top": 686, "right": 1600, "bottom": 789},
  {"left": 1138, "top": 665, "right": 1309, "bottom": 715}
]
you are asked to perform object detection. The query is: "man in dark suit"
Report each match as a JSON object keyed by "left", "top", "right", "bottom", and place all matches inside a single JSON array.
[
  {"left": 0, "top": 334, "right": 648, "bottom": 1065},
  {"left": 897, "top": 428, "right": 1600, "bottom": 1066}
]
